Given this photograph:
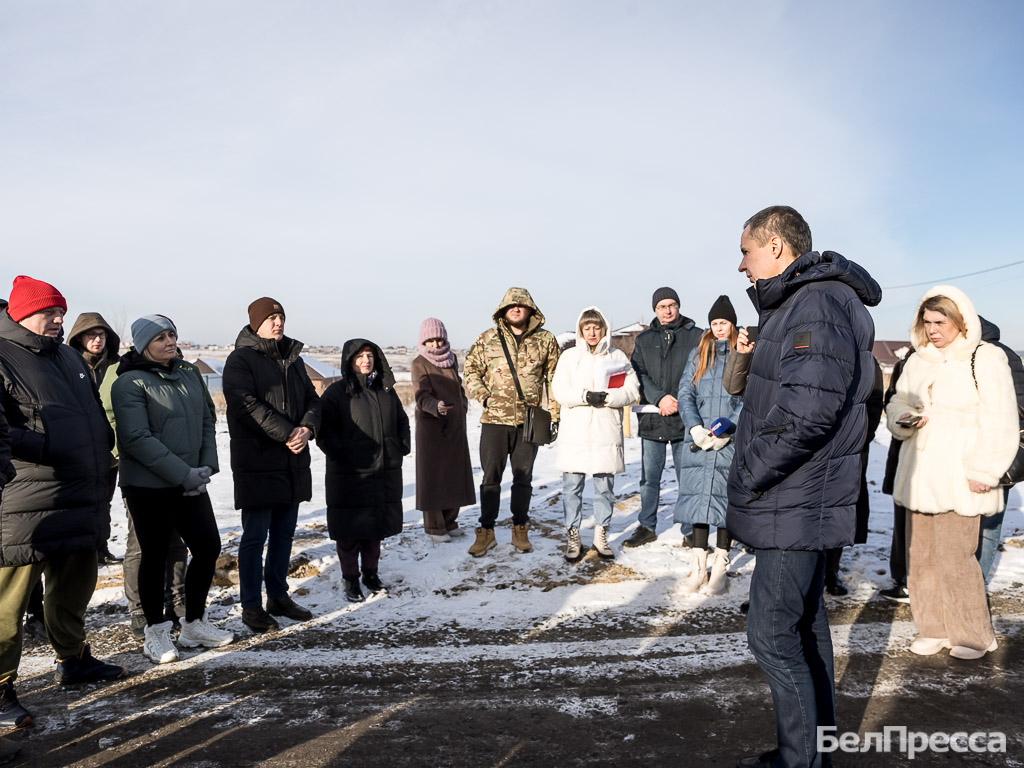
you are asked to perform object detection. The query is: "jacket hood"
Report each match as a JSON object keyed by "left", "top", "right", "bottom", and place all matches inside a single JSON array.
[
  {"left": 67, "top": 312, "right": 121, "bottom": 362},
  {"left": 753, "top": 251, "right": 882, "bottom": 313},
  {"left": 492, "top": 287, "right": 546, "bottom": 332},
  {"left": 910, "top": 284, "right": 982, "bottom": 358},
  {"left": 233, "top": 325, "right": 304, "bottom": 364},
  {"left": 341, "top": 338, "right": 396, "bottom": 393},
  {"left": 0, "top": 299, "right": 65, "bottom": 352},
  {"left": 116, "top": 348, "right": 182, "bottom": 376},
  {"left": 574, "top": 306, "right": 611, "bottom": 355},
  {"left": 979, "top": 315, "right": 1000, "bottom": 343}
]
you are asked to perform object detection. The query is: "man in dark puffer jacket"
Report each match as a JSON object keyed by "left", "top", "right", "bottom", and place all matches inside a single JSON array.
[
  {"left": 0, "top": 277, "right": 124, "bottom": 732},
  {"left": 727, "top": 208, "right": 881, "bottom": 768},
  {"left": 224, "top": 297, "right": 321, "bottom": 633}
]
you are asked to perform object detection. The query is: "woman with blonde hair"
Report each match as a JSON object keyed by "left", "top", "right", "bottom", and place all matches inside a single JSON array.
[
  {"left": 676, "top": 295, "right": 743, "bottom": 594},
  {"left": 887, "top": 285, "right": 1017, "bottom": 659}
]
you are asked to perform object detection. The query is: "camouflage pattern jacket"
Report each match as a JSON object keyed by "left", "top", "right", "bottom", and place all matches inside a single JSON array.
[{"left": 464, "top": 287, "right": 561, "bottom": 426}]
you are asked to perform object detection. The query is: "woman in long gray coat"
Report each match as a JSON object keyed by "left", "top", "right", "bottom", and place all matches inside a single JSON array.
[
  {"left": 412, "top": 318, "right": 475, "bottom": 543},
  {"left": 676, "top": 296, "right": 743, "bottom": 595}
]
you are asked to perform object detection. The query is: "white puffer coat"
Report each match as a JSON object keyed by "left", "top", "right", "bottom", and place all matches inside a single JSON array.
[
  {"left": 886, "top": 285, "right": 1018, "bottom": 517},
  {"left": 552, "top": 307, "right": 640, "bottom": 475}
]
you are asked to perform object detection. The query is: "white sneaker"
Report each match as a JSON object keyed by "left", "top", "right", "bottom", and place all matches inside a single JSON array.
[
  {"left": 143, "top": 621, "right": 179, "bottom": 664},
  {"left": 426, "top": 532, "right": 452, "bottom": 543},
  {"left": 178, "top": 614, "right": 235, "bottom": 648},
  {"left": 949, "top": 638, "right": 997, "bottom": 660},
  {"left": 447, "top": 526, "right": 466, "bottom": 538},
  {"left": 909, "top": 636, "right": 950, "bottom": 656}
]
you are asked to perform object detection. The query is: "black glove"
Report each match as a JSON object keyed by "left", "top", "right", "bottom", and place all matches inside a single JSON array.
[
  {"left": 550, "top": 422, "right": 559, "bottom": 441},
  {"left": 585, "top": 391, "right": 608, "bottom": 407}
]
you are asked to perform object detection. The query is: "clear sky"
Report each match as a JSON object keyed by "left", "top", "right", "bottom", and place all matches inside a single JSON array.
[{"left": 2, "top": 1, "right": 1022, "bottom": 349}]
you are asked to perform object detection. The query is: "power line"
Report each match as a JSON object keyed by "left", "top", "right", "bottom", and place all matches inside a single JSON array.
[{"left": 883, "top": 260, "right": 1024, "bottom": 290}]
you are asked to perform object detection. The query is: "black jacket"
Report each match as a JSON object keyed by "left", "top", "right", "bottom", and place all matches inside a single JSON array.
[
  {"left": 630, "top": 315, "right": 703, "bottom": 441},
  {"left": 726, "top": 251, "right": 881, "bottom": 551},
  {"left": 317, "top": 340, "right": 410, "bottom": 541},
  {"left": 223, "top": 327, "right": 322, "bottom": 509},
  {"left": 0, "top": 302, "right": 114, "bottom": 566},
  {"left": 0, "top": 407, "right": 13, "bottom": 489}
]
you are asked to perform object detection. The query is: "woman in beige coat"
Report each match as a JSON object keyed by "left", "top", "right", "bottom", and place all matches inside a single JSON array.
[{"left": 887, "top": 285, "right": 1018, "bottom": 659}]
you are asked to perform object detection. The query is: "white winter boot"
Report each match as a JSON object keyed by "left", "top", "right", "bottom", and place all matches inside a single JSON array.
[
  {"left": 702, "top": 547, "right": 730, "bottom": 595},
  {"left": 593, "top": 526, "right": 614, "bottom": 559},
  {"left": 565, "top": 527, "right": 583, "bottom": 562},
  {"left": 680, "top": 547, "right": 709, "bottom": 594},
  {"left": 143, "top": 620, "right": 179, "bottom": 664}
]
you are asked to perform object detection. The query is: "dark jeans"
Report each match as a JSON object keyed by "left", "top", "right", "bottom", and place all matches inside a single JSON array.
[
  {"left": 889, "top": 503, "right": 907, "bottom": 586},
  {"left": 747, "top": 549, "right": 834, "bottom": 768},
  {"left": 975, "top": 487, "right": 1011, "bottom": 581},
  {"left": 479, "top": 424, "right": 538, "bottom": 528},
  {"left": 239, "top": 504, "right": 299, "bottom": 608},
  {"left": 122, "top": 486, "right": 221, "bottom": 626},
  {"left": 639, "top": 439, "right": 688, "bottom": 533},
  {"left": 336, "top": 539, "right": 381, "bottom": 580},
  {"left": 825, "top": 547, "right": 842, "bottom": 578},
  {"left": 124, "top": 507, "right": 188, "bottom": 618}
]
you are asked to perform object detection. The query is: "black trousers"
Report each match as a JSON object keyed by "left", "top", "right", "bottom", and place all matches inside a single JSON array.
[
  {"left": 889, "top": 503, "right": 907, "bottom": 585},
  {"left": 478, "top": 424, "right": 538, "bottom": 528},
  {"left": 121, "top": 486, "right": 221, "bottom": 626}
]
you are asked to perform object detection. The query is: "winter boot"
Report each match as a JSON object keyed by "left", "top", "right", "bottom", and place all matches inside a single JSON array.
[
  {"left": 242, "top": 606, "right": 280, "bottom": 633},
  {"left": 702, "top": 547, "right": 730, "bottom": 595},
  {"left": 468, "top": 527, "right": 496, "bottom": 557},
  {"left": 0, "top": 679, "right": 32, "bottom": 730},
  {"left": 622, "top": 525, "right": 656, "bottom": 548},
  {"left": 511, "top": 523, "right": 533, "bottom": 553},
  {"left": 178, "top": 614, "right": 235, "bottom": 649},
  {"left": 0, "top": 736, "right": 19, "bottom": 764},
  {"left": 593, "top": 526, "right": 614, "bottom": 559},
  {"left": 266, "top": 596, "right": 313, "bottom": 621},
  {"left": 143, "top": 621, "right": 179, "bottom": 665},
  {"left": 680, "top": 547, "right": 709, "bottom": 594},
  {"left": 361, "top": 572, "right": 385, "bottom": 593},
  {"left": 130, "top": 612, "right": 148, "bottom": 641},
  {"left": 54, "top": 644, "right": 125, "bottom": 684},
  {"left": 564, "top": 527, "right": 583, "bottom": 563},
  {"left": 344, "top": 578, "right": 365, "bottom": 603}
]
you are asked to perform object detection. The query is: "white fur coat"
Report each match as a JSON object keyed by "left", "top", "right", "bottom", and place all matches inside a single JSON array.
[
  {"left": 551, "top": 307, "right": 640, "bottom": 475},
  {"left": 886, "top": 285, "right": 1018, "bottom": 517}
]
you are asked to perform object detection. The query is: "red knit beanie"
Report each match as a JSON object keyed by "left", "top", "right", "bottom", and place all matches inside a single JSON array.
[{"left": 7, "top": 275, "right": 67, "bottom": 322}]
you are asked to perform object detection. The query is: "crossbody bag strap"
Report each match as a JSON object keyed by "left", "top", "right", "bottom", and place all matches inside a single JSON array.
[{"left": 497, "top": 329, "right": 526, "bottom": 403}]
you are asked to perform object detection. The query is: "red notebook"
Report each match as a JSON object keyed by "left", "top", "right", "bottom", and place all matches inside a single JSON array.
[{"left": 607, "top": 371, "right": 627, "bottom": 389}]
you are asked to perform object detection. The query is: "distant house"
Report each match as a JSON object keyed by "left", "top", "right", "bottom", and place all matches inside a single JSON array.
[
  {"left": 301, "top": 356, "right": 344, "bottom": 395},
  {"left": 873, "top": 340, "right": 912, "bottom": 390},
  {"left": 190, "top": 357, "right": 225, "bottom": 394}
]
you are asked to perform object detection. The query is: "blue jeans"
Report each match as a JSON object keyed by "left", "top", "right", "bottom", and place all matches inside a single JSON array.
[
  {"left": 239, "top": 504, "right": 299, "bottom": 609},
  {"left": 747, "top": 549, "right": 834, "bottom": 768},
  {"left": 563, "top": 473, "right": 614, "bottom": 529},
  {"left": 975, "top": 488, "right": 1009, "bottom": 582},
  {"left": 639, "top": 439, "right": 689, "bottom": 534}
]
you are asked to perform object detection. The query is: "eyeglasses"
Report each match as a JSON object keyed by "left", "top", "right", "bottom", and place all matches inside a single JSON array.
[
  {"left": 655, "top": 303, "right": 679, "bottom": 312},
  {"left": 82, "top": 330, "right": 107, "bottom": 340}
]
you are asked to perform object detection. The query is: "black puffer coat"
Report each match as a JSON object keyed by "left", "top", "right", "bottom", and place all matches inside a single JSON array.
[
  {"left": 317, "top": 340, "right": 410, "bottom": 541},
  {"left": 726, "top": 251, "right": 881, "bottom": 551},
  {"left": 630, "top": 315, "right": 703, "bottom": 442},
  {"left": 0, "top": 301, "right": 114, "bottom": 566},
  {"left": 223, "top": 326, "right": 321, "bottom": 509},
  {"left": 0, "top": 408, "right": 14, "bottom": 488}
]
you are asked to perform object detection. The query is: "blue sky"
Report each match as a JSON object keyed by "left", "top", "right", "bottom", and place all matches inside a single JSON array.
[{"left": 2, "top": 1, "right": 1022, "bottom": 348}]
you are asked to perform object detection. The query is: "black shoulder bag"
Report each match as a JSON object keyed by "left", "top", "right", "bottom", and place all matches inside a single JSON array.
[{"left": 497, "top": 331, "right": 553, "bottom": 445}]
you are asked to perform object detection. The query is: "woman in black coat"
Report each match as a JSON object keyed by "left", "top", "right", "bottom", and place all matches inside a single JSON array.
[{"left": 317, "top": 339, "right": 410, "bottom": 603}]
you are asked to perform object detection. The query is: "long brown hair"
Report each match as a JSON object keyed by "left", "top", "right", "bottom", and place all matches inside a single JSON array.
[{"left": 692, "top": 324, "right": 738, "bottom": 383}]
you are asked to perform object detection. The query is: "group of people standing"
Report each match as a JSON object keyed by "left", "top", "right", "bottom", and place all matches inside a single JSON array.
[{"left": 0, "top": 204, "right": 1019, "bottom": 768}]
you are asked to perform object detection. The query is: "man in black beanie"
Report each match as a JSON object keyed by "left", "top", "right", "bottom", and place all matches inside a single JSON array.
[{"left": 626, "top": 287, "right": 703, "bottom": 547}]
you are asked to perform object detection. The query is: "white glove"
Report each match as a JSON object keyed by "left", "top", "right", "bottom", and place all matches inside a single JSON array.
[
  {"left": 708, "top": 435, "right": 731, "bottom": 451},
  {"left": 690, "top": 425, "right": 713, "bottom": 450}
]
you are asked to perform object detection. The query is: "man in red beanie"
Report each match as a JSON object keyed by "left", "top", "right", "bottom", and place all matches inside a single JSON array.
[{"left": 0, "top": 276, "right": 124, "bottom": 732}]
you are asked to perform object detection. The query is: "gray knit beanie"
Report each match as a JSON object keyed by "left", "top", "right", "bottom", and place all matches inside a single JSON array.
[
  {"left": 652, "top": 287, "right": 680, "bottom": 310},
  {"left": 131, "top": 314, "right": 176, "bottom": 353}
]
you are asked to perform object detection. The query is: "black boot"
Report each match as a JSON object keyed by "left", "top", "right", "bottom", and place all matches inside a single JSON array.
[
  {"left": 98, "top": 547, "right": 123, "bottom": 566},
  {"left": 241, "top": 606, "right": 280, "bottom": 634},
  {"left": 736, "top": 749, "right": 780, "bottom": 767},
  {"left": 266, "top": 596, "right": 313, "bottom": 621},
  {"left": 344, "top": 578, "right": 365, "bottom": 603},
  {"left": 361, "top": 572, "right": 385, "bottom": 594},
  {"left": 824, "top": 571, "right": 849, "bottom": 596},
  {"left": 54, "top": 645, "right": 125, "bottom": 685},
  {"left": 0, "top": 680, "right": 32, "bottom": 730}
]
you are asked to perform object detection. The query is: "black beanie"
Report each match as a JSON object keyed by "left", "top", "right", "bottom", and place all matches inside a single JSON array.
[
  {"left": 708, "top": 295, "right": 737, "bottom": 326},
  {"left": 652, "top": 287, "right": 680, "bottom": 310}
]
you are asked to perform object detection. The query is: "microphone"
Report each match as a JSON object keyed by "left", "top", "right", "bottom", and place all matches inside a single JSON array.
[{"left": 691, "top": 417, "right": 735, "bottom": 452}]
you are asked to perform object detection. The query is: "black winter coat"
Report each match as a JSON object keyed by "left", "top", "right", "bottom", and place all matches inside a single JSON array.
[
  {"left": 0, "top": 407, "right": 14, "bottom": 489},
  {"left": 631, "top": 315, "right": 704, "bottom": 442},
  {"left": 0, "top": 302, "right": 114, "bottom": 566},
  {"left": 726, "top": 252, "right": 881, "bottom": 551},
  {"left": 317, "top": 340, "right": 410, "bottom": 541},
  {"left": 223, "top": 327, "right": 322, "bottom": 509}
]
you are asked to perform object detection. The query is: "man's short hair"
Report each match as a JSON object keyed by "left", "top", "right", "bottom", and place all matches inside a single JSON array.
[{"left": 744, "top": 206, "right": 812, "bottom": 258}]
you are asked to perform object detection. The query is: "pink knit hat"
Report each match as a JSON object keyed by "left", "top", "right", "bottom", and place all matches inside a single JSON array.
[{"left": 418, "top": 318, "right": 448, "bottom": 345}]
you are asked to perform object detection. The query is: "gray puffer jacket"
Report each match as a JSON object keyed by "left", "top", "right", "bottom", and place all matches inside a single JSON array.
[{"left": 111, "top": 350, "right": 218, "bottom": 488}]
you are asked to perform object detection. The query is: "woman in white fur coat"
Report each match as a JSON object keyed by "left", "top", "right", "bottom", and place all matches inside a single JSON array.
[
  {"left": 886, "top": 284, "right": 1018, "bottom": 660},
  {"left": 552, "top": 307, "right": 640, "bottom": 562}
]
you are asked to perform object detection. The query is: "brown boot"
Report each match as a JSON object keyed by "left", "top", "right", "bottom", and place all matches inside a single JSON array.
[
  {"left": 468, "top": 527, "right": 496, "bottom": 557},
  {"left": 511, "top": 523, "right": 533, "bottom": 553}
]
